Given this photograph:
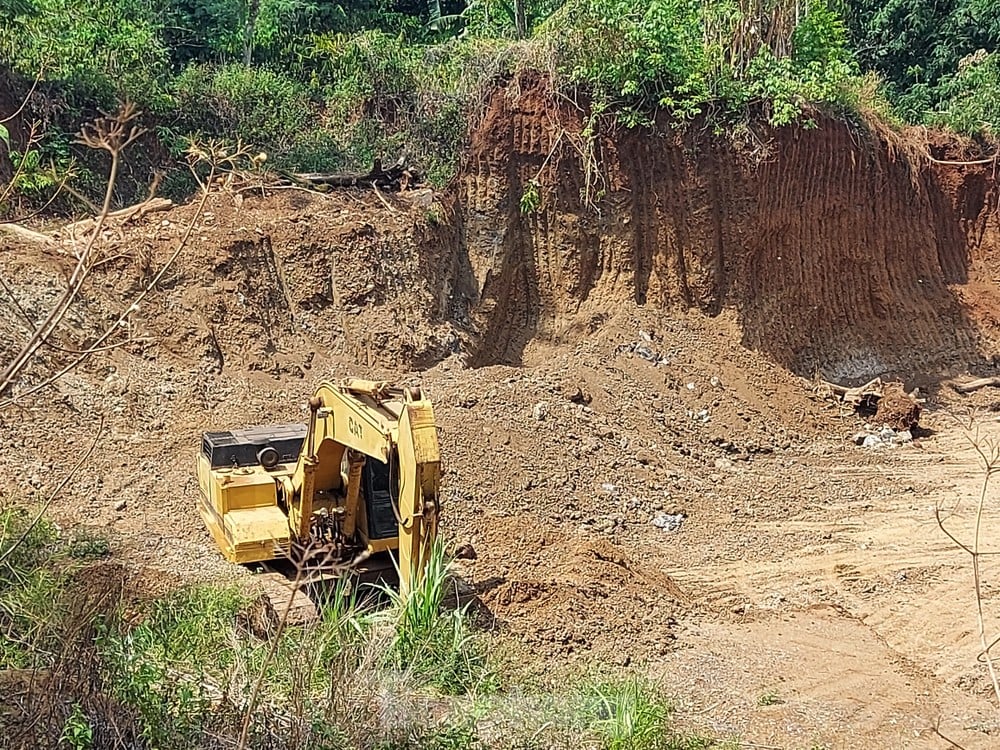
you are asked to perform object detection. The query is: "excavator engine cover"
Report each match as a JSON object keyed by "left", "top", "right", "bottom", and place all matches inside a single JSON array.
[{"left": 202, "top": 424, "right": 307, "bottom": 468}]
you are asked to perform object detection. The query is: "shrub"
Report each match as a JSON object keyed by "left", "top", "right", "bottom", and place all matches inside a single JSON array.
[
  {"left": 932, "top": 50, "right": 1000, "bottom": 137},
  {"left": 169, "top": 64, "right": 315, "bottom": 157},
  {"left": 0, "top": 0, "right": 169, "bottom": 108},
  {"left": 547, "top": 0, "right": 861, "bottom": 128},
  {"left": 378, "top": 542, "right": 497, "bottom": 696}
]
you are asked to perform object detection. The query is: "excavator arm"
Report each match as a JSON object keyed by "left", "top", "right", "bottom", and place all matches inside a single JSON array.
[{"left": 284, "top": 379, "right": 440, "bottom": 591}]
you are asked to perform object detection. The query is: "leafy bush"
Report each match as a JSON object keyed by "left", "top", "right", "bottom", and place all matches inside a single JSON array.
[
  {"left": 932, "top": 50, "right": 1000, "bottom": 137},
  {"left": 0, "top": 0, "right": 169, "bottom": 108},
  {"left": 169, "top": 65, "right": 313, "bottom": 158},
  {"left": 548, "top": 0, "right": 860, "bottom": 127},
  {"left": 843, "top": 0, "right": 1000, "bottom": 125}
]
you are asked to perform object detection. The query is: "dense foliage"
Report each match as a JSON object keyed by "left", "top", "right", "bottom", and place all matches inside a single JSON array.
[
  {"left": 843, "top": 0, "right": 1000, "bottom": 132},
  {"left": 0, "top": 0, "right": 996, "bottom": 208}
]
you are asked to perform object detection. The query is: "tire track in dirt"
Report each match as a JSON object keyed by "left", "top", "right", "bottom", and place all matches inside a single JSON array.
[{"left": 667, "top": 414, "right": 1000, "bottom": 700}]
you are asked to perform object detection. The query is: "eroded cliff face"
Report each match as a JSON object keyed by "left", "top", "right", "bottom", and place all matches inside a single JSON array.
[{"left": 449, "top": 74, "right": 999, "bottom": 380}]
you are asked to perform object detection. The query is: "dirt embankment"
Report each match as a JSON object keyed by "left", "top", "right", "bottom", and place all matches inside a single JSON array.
[{"left": 451, "top": 74, "right": 1000, "bottom": 381}]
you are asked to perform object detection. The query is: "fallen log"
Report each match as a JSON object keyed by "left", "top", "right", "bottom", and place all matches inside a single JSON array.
[
  {"left": 61, "top": 197, "right": 173, "bottom": 235},
  {"left": 286, "top": 157, "right": 418, "bottom": 191},
  {"left": 0, "top": 222, "right": 53, "bottom": 246},
  {"left": 819, "top": 377, "right": 884, "bottom": 406},
  {"left": 948, "top": 376, "right": 1000, "bottom": 394},
  {"left": 817, "top": 377, "right": 922, "bottom": 429}
]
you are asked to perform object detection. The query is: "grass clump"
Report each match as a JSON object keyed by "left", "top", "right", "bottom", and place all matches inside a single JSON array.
[
  {"left": 584, "top": 677, "right": 672, "bottom": 750},
  {"left": 0, "top": 505, "right": 74, "bottom": 669},
  {"left": 379, "top": 541, "right": 496, "bottom": 695},
  {"left": 1, "top": 520, "right": 721, "bottom": 749}
]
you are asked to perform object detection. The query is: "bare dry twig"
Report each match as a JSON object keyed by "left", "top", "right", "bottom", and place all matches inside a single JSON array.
[
  {"left": 0, "top": 156, "right": 216, "bottom": 410},
  {"left": 0, "top": 104, "right": 146, "bottom": 398},
  {"left": 936, "top": 418, "right": 1000, "bottom": 706}
]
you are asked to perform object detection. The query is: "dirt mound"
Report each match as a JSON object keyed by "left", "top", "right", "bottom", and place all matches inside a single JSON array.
[
  {"left": 0, "top": 189, "right": 460, "bottom": 389},
  {"left": 466, "top": 521, "right": 684, "bottom": 660},
  {"left": 453, "top": 73, "right": 1000, "bottom": 381}
]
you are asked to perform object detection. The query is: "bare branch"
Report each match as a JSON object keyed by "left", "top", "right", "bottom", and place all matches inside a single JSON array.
[
  {"left": 0, "top": 163, "right": 215, "bottom": 410},
  {"left": 0, "top": 103, "right": 144, "bottom": 398}
]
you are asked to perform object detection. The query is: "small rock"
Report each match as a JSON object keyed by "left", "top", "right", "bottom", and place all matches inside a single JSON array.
[
  {"left": 852, "top": 433, "right": 868, "bottom": 446},
  {"left": 651, "top": 512, "right": 686, "bottom": 532},
  {"left": 862, "top": 435, "right": 883, "bottom": 449},
  {"left": 532, "top": 401, "right": 549, "bottom": 421},
  {"left": 114, "top": 500, "right": 127, "bottom": 512},
  {"left": 636, "top": 450, "right": 655, "bottom": 465},
  {"left": 714, "top": 457, "right": 734, "bottom": 471},
  {"left": 896, "top": 430, "right": 913, "bottom": 443}
]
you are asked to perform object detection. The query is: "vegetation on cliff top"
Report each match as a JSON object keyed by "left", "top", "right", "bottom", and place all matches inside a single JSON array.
[{"left": 0, "top": 0, "right": 997, "bottom": 209}]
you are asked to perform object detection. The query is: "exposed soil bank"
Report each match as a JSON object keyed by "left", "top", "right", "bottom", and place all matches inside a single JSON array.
[{"left": 451, "top": 74, "right": 1000, "bottom": 381}]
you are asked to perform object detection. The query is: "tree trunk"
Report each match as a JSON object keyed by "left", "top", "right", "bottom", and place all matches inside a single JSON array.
[
  {"left": 243, "top": 0, "right": 261, "bottom": 66},
  {"left": 514, "top": 0, "right": 527, "bottom": 39}
]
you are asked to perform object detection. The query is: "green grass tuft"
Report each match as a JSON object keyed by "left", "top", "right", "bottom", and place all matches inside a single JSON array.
[{"left": 378, "top": 541, "right": 497, "bottom": 696}]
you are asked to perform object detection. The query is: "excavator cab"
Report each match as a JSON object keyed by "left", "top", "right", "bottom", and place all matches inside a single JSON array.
[{"left": 362, "top": 454, "right": 400, "bottom": 540}]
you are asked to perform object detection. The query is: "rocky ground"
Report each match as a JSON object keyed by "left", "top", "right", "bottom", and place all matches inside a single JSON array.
[{"left": 4, "top": 183, "right": 1000, "bottom": 748}]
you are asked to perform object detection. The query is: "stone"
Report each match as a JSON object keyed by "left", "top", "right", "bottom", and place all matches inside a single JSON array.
[{"left": 651, "top": 512, "right": 686, "bottom": 532}]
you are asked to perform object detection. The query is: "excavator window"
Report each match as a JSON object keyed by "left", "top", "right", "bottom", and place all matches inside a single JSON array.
[{"left": 362, "top": 451, "right": 400, "bottom": 540}]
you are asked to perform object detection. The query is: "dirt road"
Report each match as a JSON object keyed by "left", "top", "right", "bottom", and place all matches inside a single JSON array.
[{"left": 657, "top": 411, "right": 1000, "bottom": 748}]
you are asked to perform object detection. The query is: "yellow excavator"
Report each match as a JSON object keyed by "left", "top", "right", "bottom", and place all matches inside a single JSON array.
[{"left": 196, "top": 378, "right": 440, "bottom": 592}]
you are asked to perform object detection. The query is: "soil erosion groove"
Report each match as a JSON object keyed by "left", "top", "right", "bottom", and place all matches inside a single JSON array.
[{"left": 451, "top": 74, "right": 999, "bottom": 380}]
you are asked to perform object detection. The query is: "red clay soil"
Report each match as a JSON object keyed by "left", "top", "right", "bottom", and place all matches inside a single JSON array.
[{"left": 454, "top": 73, "right": 1000, "bottom": 381}]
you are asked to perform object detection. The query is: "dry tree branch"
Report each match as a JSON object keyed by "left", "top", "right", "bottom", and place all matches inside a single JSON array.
[
  {"left": 1, "top": 168, "right": 75, "bottom": 225},
  {"left": 0, "top": 159, "right": 216, "bottom": 411},
  {"left": 937, "top": 422, "right": 1000, "bottom": 706},
  {"left": 0, "top": 64, "right": 45, "bottom": 127},
  {"left": 0, "top": 121, "right": 44, "bottom": 207},
  {"left": 929, "top": 718, "right": 969, "bottom": 750},
  {"left": 236, "top": 542, "right": 348, "bottom": 750},
  {"left": 0, "top": 104, "right": 146, "bottom": 398}
]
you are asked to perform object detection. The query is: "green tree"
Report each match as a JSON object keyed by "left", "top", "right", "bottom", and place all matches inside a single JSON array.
[{"left": 843, "top": 0, "right": 1000, "bottom": 120}]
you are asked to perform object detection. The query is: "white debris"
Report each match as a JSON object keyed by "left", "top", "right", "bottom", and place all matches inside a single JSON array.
[{"left": 651, "top": 512, "right": 686, "bottom": 532}]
